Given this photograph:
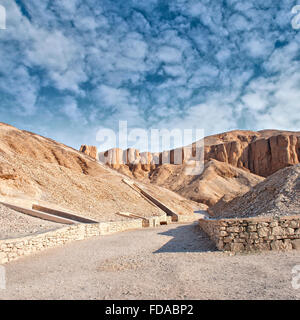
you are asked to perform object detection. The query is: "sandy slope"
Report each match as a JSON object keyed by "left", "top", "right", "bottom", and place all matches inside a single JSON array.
[
  {"left": 0, "top": 123, "right": 199, "bottom": 222},
  {"left": 150, "top": 159, "right": 264, "bottom": 206}
]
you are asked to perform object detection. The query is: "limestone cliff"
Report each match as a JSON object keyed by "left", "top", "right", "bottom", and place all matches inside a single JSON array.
[{"left": 92, "top": 129, "right": 300, "bottom": 206}]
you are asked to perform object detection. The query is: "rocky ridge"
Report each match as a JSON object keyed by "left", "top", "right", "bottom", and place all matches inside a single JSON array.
[
  {"left": 81, "top": 129, "right": 299, "bottom": 207},
  {"left": 0, "top": 122, "right": 199, "bottom": 222}
]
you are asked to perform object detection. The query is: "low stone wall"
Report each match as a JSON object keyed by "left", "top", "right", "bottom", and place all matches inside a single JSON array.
[
  {"left": 0, "top": 212, "right": 199, "bottom": 265},
  {"left": 177, "top": 214, "right": 200, "bottom": 223},
  {"left": 0, "top": 219, "right": 143, "bottom": 264},
  {"left": 199, "top": 215, "right": 300, "bottom": 252}
]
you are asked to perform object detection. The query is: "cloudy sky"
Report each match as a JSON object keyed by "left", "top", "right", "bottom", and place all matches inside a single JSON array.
[{"left": 0, "top": 0, "right": 300, "bottom": 151}]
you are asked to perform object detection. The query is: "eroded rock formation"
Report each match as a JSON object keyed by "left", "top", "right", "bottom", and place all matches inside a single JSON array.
[
  {"left": 91, "top": 129, "right": 299, "bottom": 207},
  {"left": 204, "top": 130, "right": 300, "bottom": 177},
  {"left": 79, "top": 145, "right": 98, "bottom": 160}
]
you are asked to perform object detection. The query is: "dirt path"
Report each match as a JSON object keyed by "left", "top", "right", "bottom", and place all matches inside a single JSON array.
[{"left": 0, "top": 223, "right": 300, "bottom": 300}]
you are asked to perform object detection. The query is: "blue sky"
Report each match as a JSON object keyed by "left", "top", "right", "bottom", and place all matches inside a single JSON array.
[{"left": 0, "top": 0, "right": 300, "bottom": 150}]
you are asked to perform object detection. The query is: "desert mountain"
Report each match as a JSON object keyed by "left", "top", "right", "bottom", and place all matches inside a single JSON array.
[
  {"left": 86, "top": 129, "right": 299, "bottom": 206},
  {"left": 209, "top": 164, "right": 300, "bottom": 219},
  {"left": 0, "top": 122, "right": 201, "bottom": 222},
  {"left": 203, "top": 130, "right": 300, "bottom": 177},
  {"left": 149, "top": 159, "right": 264, "bottom": 206},
  {"left": 95, "top": 130, "right": 300, "bottom": 177}
]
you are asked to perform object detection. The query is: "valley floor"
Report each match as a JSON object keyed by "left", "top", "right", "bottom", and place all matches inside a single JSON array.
[{"left": 0, "top": 223, "right": 300, "bottom": 300}]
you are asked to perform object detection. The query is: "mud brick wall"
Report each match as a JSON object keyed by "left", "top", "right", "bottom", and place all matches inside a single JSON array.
[{"left": 199, "top": 215, "right": 300, "bottom": 252}]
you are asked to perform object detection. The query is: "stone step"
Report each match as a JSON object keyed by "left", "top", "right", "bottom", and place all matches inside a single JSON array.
[
  {"left": 32, "top": 204, "right": 97, "bottom": 224},
  {"left": 1, "top": 202, "right": 76, "bottom": 225},
  {"left": 122, "top": 178, "right": 178, "bottom": 222}
]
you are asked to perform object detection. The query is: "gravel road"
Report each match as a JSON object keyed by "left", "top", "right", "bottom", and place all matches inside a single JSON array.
[{"left": 0, "top": 222, "right": 300, "bottom": 300}]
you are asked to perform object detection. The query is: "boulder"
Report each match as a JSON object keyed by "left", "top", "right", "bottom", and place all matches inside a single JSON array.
[{"left": 79, "top": 145, "right": 98, "bottom": 160}]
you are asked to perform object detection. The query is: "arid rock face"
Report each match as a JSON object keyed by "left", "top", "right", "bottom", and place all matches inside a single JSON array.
[
  {"left": 204, "top": 131, "right": 300, "bottom": 177},
  {"left": 79, "top": 145, "right": 98, "bottom": 160},
  {"left": 150, "top": 159, "right": 264, "bottom": 207},
  {"left": 93, "top": 129, "right": 299, "bottom": 207},
  {"left": 96, "top": 130, "right": 300, "bottom": 178},
  {"left": 98, "top": 148, "right": 157, "bottom": 179}
]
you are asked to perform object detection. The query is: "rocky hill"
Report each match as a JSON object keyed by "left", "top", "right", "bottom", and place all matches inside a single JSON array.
[
  {"left": 209, "top": 164, "right": 300, "bottom": 219},
  {"left": 0, "top": 123, "right": 200, "bottom": 222},
  {"left": 203, "top": 130, "right": 300, "bottom": 177},
  {"left": 83, "top": 129, "right": 299, "bottom": 207},
  {"left": 149, "top": 159, "right": 264, "bottom": 206}
]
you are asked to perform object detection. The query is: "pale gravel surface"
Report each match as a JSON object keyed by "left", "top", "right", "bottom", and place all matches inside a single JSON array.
[
  {"left": 1, "top": 222, "right": 300, "bottom": 300},
  {"left": 0, "top": 204, "right": 65, "bottom": 240}
]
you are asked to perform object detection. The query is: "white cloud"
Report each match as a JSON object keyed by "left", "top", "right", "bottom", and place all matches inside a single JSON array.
[
  {"left": 216, "top": 48, "right": 231, "bottom": 62},
  {"left": 243, "top": 36, "right": 273, "bottom": 58},
  {"left": 188, "top": 64, "right": 219, "bottom": 88},
  {"left": 26, "top": 30, "right": 87, "bottom": 92},
  {"left": 159, "top": 98, "right": 236, "bottom": 137},
  {"left": 121, "top": 34, "right": 148, "bottom": 60},
  {"left": 61, "top": 96, "right": 87, "bottom": 124},
  {"left": 242, "top": 92, "right": 267, "bottom": 111},
  {"left": 0, "top": 0, "right": 299, "bottom": 150},
  {"left": 163, "top": 65, "right": 185, "bottom": 77},
  {"left": 228, "top": 13, "right": 250, "bottom": 32},
  {"left": 94, "top": 85, "right": 130, "bottom": 107},
  {"left": 157, "top": 46, "right": 182, "bottom": 63}
]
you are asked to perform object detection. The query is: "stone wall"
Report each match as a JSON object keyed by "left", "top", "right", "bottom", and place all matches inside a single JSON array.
[
  {"left": 177, "top": 214, "right": 200, "bottom": 223},
  {"left": 0, "top": 219, "right": 143, "bottom": 264},
  {"left": 0, "top": 213, "right": 203, "bottom": 265},
  {"left": 199, "top": 215, "right": 300, "bottom": 252}
]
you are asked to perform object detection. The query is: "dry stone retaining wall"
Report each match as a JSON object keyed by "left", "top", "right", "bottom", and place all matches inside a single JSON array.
[
  {"left": 199, "top": 215, "right": 300, "bottom": 252},
  {"left": 0, "top": 219, "right": 143, "bottom": 264},
  {"left": 0, "top": 212, "right": 200, "bottom": 265}
]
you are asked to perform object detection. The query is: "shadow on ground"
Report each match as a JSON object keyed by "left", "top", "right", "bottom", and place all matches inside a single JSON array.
[{"left": 154, "top": 223, "right": 217, "bottom": 253}]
